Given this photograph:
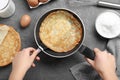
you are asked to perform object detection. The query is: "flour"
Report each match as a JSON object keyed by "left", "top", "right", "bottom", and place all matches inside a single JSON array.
[{"left": 96, "top": 11, "right": 120, "bottom": 38}]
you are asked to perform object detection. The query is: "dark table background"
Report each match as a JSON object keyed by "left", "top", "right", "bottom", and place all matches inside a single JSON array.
[{"left": 0, "top": 0, "right": 119, "bottom": 80}]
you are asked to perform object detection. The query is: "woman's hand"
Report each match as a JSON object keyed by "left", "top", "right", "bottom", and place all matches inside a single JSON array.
[
  {"left": 86, "top": 48, "right": 118, "bottom": 80},
  {"left": 9, "top": 47, "right": 41, "bottom": 80}
]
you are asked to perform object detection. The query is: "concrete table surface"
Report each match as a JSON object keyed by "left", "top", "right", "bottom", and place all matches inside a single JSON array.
[{"left": 0, "top": 0, "right": 119, "bottom": 80}]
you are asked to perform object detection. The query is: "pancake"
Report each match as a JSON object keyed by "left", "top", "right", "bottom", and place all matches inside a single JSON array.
[
  {"left": 0, "top": 24, "right": 21, "bottom": 66},
  {"left": 39, "top": 10, "right": 83, "bottom": 52},
  {"left": 0, "top": 25, "right": 9, "bottom": 45}
]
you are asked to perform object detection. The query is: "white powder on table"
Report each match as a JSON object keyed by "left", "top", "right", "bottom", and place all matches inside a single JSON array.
[{"left": 96, "top": 11, "right": 120, "bottom": 38}]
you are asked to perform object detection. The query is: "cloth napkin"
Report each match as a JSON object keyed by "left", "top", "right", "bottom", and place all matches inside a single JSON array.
[
  {"left": 107, "top": 36, "right": 120, "bottom": 79},
  {"left": 70, "top": 36, "right": 120, "bottom": 80},
  {"left": 70, "top": 62, "right": 101, "bottom": 80}
]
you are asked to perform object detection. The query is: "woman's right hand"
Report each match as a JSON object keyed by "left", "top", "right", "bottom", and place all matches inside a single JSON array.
[
  {"left": 86, "top": 48, "right": 118, "bottom": 80},
  {"left": 9, "top": 47, "right": 40, "bottom": 80}
]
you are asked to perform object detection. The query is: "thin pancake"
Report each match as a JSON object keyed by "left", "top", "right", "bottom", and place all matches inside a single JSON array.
[
  {"left": 39, "top": 10, "right": 82, "bottom": 52},
  {"left": 0, "top": 24, "right": 21, "bottom": 66}
]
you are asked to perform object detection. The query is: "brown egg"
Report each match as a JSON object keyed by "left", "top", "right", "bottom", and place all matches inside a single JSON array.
[
  {"left": 20, "top": 14, "right": 31, "bottom": 28},
  {"left": 39, "top": 0, "right": 48, "bottom": 3},
  {"left": 27, "top": 0, "right": 39, "bottom": 7}
]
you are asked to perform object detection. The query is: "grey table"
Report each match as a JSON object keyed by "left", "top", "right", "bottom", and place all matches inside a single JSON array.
[{"left": 0, "top": 0, "right": 119, "bottom": 80}]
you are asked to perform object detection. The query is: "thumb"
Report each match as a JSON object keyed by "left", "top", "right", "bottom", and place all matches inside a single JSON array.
[
  {"left": 85, "top": 58, "right": 94, "bottom": 66},
  {"left": 31, "top": 49, "right": 41, "bottom": 58},
  {"left": 94, "top": 48, "right": 101, "bottom": 54},
  {"left": 93, "top": 48, "right": 102, "bottom": 58}
]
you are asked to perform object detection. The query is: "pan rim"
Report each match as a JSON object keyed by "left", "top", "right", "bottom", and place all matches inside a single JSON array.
[{"left": 34, "top": 8, "right": 85, "bottom": 58}]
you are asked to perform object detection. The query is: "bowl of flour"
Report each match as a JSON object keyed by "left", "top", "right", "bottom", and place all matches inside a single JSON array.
[{"left": 95, "top": 10, "right": 120, "bottom": 38}]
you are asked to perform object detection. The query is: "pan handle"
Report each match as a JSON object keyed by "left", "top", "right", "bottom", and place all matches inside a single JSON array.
[{"left": 79, "top": 45, "right": 95, "bottom": 60}]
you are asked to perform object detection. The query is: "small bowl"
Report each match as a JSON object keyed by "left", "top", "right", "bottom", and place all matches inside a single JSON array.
[{"left": 95, "top": 10, "right": 120, "bottom": 38}]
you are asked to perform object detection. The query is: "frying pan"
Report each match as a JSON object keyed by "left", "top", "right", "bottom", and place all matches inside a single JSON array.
[{"left": 34, "top": 9, "right": 95, "bottom": 60}]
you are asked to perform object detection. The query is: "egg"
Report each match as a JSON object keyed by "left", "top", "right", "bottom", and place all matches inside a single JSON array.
[
  {"left": 27, "top": 0, "right": 39, "bottom": 7},
  {"left": 20, "top": 14, "right": 31, "bottom": 28}
]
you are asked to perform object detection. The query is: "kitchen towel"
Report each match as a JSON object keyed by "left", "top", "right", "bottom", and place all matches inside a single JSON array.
[
  {"left": 107, "top": 36, "right": 120, "bottom": 79},
  {"left": 70, "top": 36, "right": 120, "bottom": 80},
  {"left": 70, "top": 61, "right": 101, "bottom": 80}
]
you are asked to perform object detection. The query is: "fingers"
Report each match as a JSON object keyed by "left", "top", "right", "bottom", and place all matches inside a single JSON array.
[
  {"left": 85, "top": 58, "right": 94, "bottom": 66},
  {"left": 31, "top": 49, "right": 41, "bottom": 58},
  {"left": 32, "top": 63, "right": 36, "bottom": 67},
  {"left": 94, "top": 48, "right": 101, "bottom": 54},
  {"left": 93, "top": 48, "right": 103, "bottom": 57},
  {"left": 25, "top": 47, "right": 36, "bottom": 52},
  {"left": 36, "top": 56, "right": 40, "bottom": 61},
  {"left": 31, "top": 56, "right": 40, "bottom": 68},
  {"left": 22, "top": 47, "right": 36, "bottom": 54},
  {"left": 103, "top": 50, "right": 108, "bottom": 53},
  {"left": 21, "top": 47, "right": 41, "bottom": 59},
  {"left": 30, "top": 56, "right": 40, "bottom": 68}
]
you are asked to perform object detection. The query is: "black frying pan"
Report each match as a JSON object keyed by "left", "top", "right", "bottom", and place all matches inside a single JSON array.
[{"left": 34, "top": 9, "right": 95, "bottom": 60}]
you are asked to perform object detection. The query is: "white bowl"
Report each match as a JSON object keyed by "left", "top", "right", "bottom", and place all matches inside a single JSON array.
[{"left": 95, "top": 10, "right": 120, "bottom": 38}]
